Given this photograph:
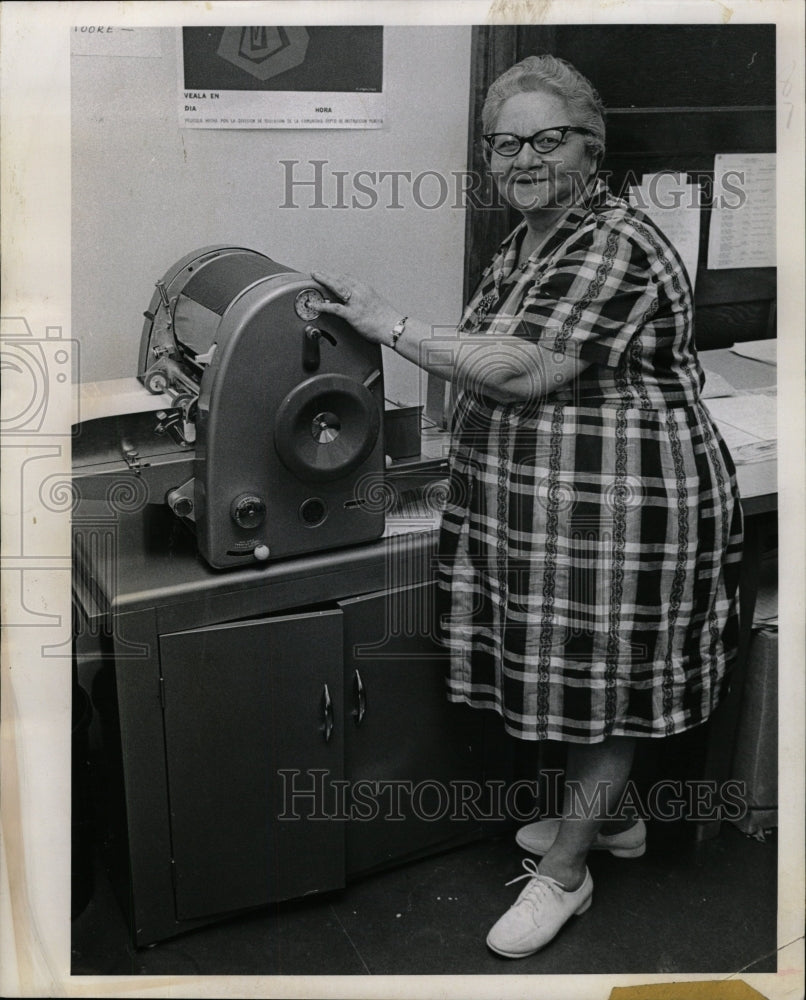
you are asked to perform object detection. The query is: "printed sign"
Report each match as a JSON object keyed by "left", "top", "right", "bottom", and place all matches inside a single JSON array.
[{"left": 178, "top": 26, "right": 385, "bottom": 129}]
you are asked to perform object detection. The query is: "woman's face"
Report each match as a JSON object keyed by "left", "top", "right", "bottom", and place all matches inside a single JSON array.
[{"left": 489, "top": 90, "right": 597, "bottom": 216}]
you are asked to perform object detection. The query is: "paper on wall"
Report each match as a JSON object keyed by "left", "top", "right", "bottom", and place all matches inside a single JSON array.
[
  {"left": 629, "top": 173, "right": 701, "bottom": 288},
  {"left": 707, "top": 153, "right": 776, "bottom": 269},
  {"left": 178, "top": 26, "right": 385, "bottom": 129}
]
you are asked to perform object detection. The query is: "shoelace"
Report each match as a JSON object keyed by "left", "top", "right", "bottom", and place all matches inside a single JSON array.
[{"left": 505, "top": 858, "right": 564, "bottom": 906}]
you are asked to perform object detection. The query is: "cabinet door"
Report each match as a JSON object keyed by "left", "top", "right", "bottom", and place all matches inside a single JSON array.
[
  {"left": 340, "top": 583, "right": 483, "bottom": 875},
  {"left": 160, "top": 609, "right": 344, "bottom": 921}
]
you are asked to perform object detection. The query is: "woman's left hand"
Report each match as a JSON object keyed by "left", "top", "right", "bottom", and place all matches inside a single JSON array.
[{"left": 311, "top": 270, "right": 401, "bottom": 346}]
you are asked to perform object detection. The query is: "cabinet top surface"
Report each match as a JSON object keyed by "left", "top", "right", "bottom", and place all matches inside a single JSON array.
[{"left": 72, "top": 499, "right": 440, "bottom": 618}]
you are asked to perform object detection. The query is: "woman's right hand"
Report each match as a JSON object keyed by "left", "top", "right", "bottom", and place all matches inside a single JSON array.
[{"left": 311, "top": 270, "right": 402, "bottom": 346}]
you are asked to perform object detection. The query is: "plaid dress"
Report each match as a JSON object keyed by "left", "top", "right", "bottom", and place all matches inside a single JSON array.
[{"left": 437, "top": 185, "right": 743, "bottom": 743}]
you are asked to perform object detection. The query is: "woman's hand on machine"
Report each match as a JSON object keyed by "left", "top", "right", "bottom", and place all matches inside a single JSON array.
[{"left": 311, "top": 271, "right": 401, "bottom": 347}]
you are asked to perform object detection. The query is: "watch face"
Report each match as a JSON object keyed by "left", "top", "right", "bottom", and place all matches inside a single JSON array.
[{"left": 294, "top": 288, "right": 326, "bottom": 321}]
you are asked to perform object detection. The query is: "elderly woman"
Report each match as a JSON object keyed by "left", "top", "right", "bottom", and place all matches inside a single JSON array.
[{"left": 314, "top": 54, "right": 742, "bottom": 958}]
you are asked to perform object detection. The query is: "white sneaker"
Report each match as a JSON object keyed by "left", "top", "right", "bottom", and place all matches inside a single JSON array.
[
  {"left": 486, "top": 859, "right": 593, "bottom": 958},
  {"left": 515, "top": 818, "right": 647, "bottom": 858}
]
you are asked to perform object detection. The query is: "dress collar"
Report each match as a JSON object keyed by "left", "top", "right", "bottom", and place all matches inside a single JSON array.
[{"left": 495, "top": 177, "right": 611, "bottom": 273}]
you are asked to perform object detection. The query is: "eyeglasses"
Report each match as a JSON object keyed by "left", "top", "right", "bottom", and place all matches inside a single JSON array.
[{"left": 482, "top": 126, "right": 595, "bottom": 157}]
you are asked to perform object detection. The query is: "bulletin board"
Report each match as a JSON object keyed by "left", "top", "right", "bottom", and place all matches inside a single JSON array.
[{"left": 464, "top": 25, "right": 777, "bottom": 350}]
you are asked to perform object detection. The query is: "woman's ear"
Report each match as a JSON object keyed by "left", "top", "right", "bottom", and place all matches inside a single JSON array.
[{"left": 587, "top": 149, "right": 603, "bottom": 182}]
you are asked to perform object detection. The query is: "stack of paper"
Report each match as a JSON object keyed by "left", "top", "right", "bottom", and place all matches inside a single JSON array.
[
  {"left": 704, "top": 390, "right": 777, "bottom": 464},
  {"left": 700, "top": 367, "right": 737, "bottom": 399},
  {"left": 729, "top": 339, "right": 777, "bottom": 366},
  {"left": 74, "top": 377, "right": 174, "bottom": 426}
]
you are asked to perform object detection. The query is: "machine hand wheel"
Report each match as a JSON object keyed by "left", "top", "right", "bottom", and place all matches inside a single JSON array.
[{"left": 274, "top": 374, "right": 381, "bottom": 483}]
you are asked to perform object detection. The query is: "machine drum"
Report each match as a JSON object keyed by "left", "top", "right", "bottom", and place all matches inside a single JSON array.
[{"left": 274, "top": 374, "right": 381, "bottom": 483}]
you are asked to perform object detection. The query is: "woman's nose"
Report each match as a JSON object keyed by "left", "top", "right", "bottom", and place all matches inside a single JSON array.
[{"left": 513, "top": 141, "right": 543, "bottom": 168}]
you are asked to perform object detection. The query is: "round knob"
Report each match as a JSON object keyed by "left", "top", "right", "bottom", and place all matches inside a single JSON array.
[
  {"left": 230, "top": 493, "right": 267, "bottom": 530},
  {"left": 253, "top": 544, "right": 270, "bottom": 561},
  {"left": 166, "top": 490, "right": 194, "bottom": 518}
]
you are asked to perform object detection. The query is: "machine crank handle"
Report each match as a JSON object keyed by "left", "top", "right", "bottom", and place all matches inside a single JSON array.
[
  {"left": 322, "top": 683, "right": 334, "bottom": 742},
  {"left": 303, "top": 326, "right": 337, "bottom": 372},
  {"left": 352, "top": 669, "right": 366, "bottom": 726}
]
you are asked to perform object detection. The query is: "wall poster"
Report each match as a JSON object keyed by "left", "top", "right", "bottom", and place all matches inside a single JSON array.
[{"left": 179, "top": 26, "right": 385, "bottom": 129}]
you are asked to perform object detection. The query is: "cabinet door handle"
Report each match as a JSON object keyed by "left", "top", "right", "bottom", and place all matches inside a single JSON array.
[
  {"left": 322, "top": 683, "right": 334, "bottom": 743},
  {"left": 353, "top": 669, "right": 366, "bottom": 726}
]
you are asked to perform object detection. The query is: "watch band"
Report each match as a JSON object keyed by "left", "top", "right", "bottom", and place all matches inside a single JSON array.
[{"left": 390, "top": 316, "right": 408, "bottom": 351}]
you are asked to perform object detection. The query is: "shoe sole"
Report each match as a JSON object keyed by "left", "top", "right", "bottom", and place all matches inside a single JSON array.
[
  {"left": 515, "top": 831, "right": 646, "bottom": 859},
  {"left": 604, "top": 843, "right": 646, "bottom": 858},
  {"left": 485, "top": 894, "right": 594, "bottom": 958}
]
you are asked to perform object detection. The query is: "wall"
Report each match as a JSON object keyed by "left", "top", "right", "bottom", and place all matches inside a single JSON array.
[{"left": 71, "top": 26, "right": 472, "bottom": 404}]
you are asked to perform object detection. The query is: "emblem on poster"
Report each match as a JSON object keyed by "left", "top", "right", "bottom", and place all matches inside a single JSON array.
[{"left": 216, "top": 27, "right": 310, "bottom": 81}]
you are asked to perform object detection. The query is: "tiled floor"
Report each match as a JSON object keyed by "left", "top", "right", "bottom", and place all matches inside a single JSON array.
[{"left": 72, "top": 821, "right": 777, "bottom": 977}]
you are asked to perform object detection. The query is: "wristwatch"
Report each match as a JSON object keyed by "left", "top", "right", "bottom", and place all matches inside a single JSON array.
[{"left": 390, "top": 316, "right": 408, "bottom": 351}]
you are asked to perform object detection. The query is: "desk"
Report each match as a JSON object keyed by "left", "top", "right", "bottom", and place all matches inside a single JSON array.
[
  {"left": 698, "top": 347, "right": 778, "bottom": 839},
  {"left": 700, "top": 347, "right": 777, "bottom": 507}
]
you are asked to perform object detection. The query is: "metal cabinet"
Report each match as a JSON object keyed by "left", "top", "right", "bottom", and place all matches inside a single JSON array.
[
  {"left": 74, "top": 510, "right": 486, "bottom": 946},
  {"left": 340, "top": 582, "right": 483, "bottom": 875},
  {"left": 159, "top": 609, "right": 345, "bottom": 921}
]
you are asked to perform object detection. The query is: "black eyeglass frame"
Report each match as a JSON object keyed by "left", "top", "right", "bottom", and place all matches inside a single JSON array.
[{"left": 482, "top": 125, "right": 596, "bottom": 157}]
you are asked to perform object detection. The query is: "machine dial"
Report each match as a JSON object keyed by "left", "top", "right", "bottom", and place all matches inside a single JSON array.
[
  {"left": 294, "top": 288, "right": 326, "bottom": 321},
  {"left": 230, "top": 493, "right": 267, "bottom": 530}
]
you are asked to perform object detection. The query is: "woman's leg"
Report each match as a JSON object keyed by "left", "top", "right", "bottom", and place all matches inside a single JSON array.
[
  {"left": 537, "top": 736, "right": 636, "bottom": 889},
  {"left": 486, "top": 736, "right": 637, "bottom": 956}
]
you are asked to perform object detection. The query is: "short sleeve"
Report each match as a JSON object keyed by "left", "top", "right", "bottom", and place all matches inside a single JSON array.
[{"left": 516, "top": 222, "right": 659, "bottom": 369}]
